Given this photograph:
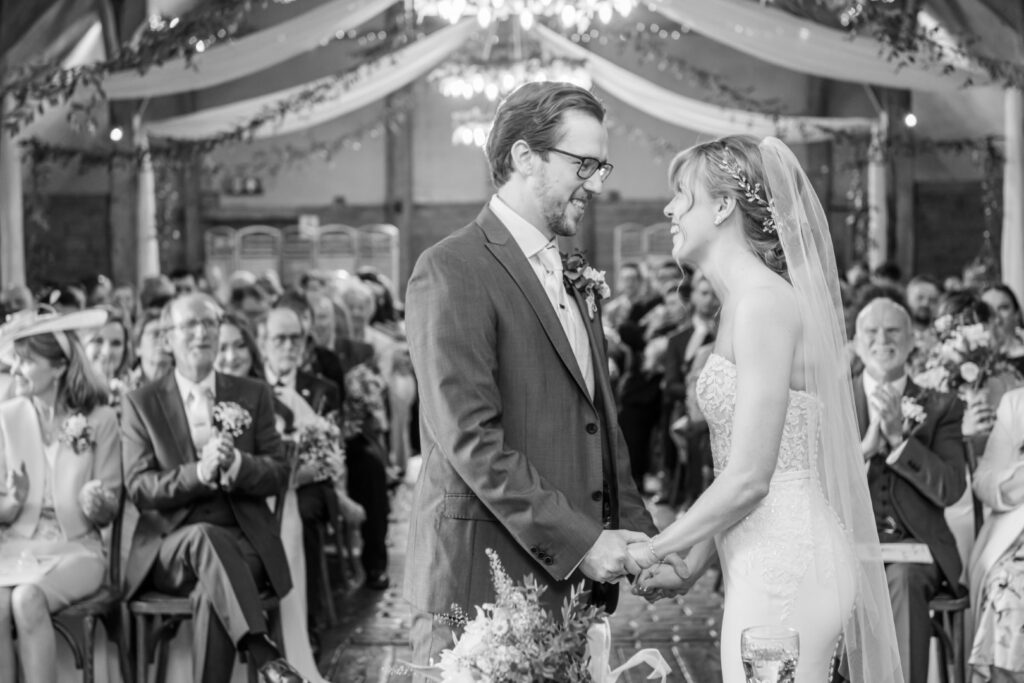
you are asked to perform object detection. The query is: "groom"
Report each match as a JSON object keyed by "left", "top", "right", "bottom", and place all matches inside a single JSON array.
[{"left": 405, "top": 82, "right": 658, "bottom": 668}]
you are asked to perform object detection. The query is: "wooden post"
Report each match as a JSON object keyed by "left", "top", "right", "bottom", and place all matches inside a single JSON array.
[
  {"left": 1003, "top": 87, "right": 1024, "bottom": 301},
  {"left": 385, "top": 87, "right": 415, "bottom": 287},
  {"left": 0, "top": 92, "right": 26, "bottom": 287},
  {"left": 884, "top": 89, "right": 915, "bottom": 277},
  {"left": 98, "top": 0, "right": 146, "bottom": 287}
]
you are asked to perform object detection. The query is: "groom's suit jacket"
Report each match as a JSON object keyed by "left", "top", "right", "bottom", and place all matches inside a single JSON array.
[
  {"left": 120, "top": 371, "right": 291, "bottom": 600},
  {"left": 852, "top": 373, "right": 967, "bottom": 588},
  {"left": 404, "top": 205, "right": 657, "bottom": 615}
]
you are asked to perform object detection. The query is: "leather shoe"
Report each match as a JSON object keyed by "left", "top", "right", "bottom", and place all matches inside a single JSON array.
[
  {"left": 364, "top": 572, "right": 390, "bottom": 590},
  {"left": 259, "top": 658, "right": 308, "bottom": 683}
]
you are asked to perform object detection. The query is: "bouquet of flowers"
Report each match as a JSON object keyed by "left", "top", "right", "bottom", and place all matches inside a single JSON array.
[
  {"left": 417, "top": 549, "right": 670, "bottom": 683},
  {"left": 295, "top": 414, "right": 345, "bottom": 483},
  {"left": 341, "top": 363, "right": 388, "bottom": 441},
  {"left": 916, "top": 314, "right": 1013, "bottom": 399},
  {"left": 212, "top": 401, "right": 252, "bottom": 440}
]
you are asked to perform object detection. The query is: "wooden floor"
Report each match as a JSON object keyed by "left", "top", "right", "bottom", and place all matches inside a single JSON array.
[{"left": 318, "top": 485, "right": 724, "bottom": 682}]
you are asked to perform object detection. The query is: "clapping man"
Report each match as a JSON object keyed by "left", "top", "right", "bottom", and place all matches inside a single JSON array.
[{"left": 121, "top": 293, "right": 305, "bottom": 683}]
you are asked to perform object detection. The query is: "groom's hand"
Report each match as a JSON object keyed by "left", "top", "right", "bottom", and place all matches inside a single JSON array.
[{"left": 580, "top": 529, "right": 649, "bottom": 583}]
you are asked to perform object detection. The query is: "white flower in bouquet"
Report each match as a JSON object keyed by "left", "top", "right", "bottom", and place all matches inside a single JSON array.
[
  {"left": 296, "top": 414, "right": 344, "bottom": 483},
  {"left": 960, "top": 323, "right": 991, "bottom": 348},
  {"left": 212, "top": 402, "right": 252, "bottom": 440},
  {"left": 915, "top": 366, "right": 951, "bottom": 392},
  {"left": 959, "top": 361, "right": 981, "bottom": 383},
  {"left": 934, "top": 314, "right": 953, "bottom": 335},
  {"left": 900, "top": 397, "right": 927, "bottom": 426}
]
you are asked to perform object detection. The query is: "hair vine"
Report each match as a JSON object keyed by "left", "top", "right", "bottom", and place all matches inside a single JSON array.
[{"left": 712, "top": 146, "right": 778, "bottom": 234}]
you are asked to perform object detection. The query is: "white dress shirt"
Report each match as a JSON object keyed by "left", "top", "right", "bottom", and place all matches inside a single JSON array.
[
  {"left": 175, "top": 369, "right": 242, "bottom": 486},
  {"left": 489, "top": 195, "right": 594, "bottom": 398}
]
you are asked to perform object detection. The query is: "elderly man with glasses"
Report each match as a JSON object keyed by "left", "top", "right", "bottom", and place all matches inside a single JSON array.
[{"left": 121, "top": 293, "right": 307, "bottom": 683}]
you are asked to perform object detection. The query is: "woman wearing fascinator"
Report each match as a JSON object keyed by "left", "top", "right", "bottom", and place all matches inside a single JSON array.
[
  {"left": 0, "top": 307, "right": 122, "bottom": 683},
  {"left": 625, "top": 136, "right": 903, "bottom": 682}
]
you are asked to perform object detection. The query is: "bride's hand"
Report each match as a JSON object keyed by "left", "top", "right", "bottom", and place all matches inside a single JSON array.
[{"left": 626, "top": 540, "right": 660, "bottom": 571}]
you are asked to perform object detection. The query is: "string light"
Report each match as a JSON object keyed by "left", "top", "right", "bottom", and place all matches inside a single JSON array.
[
  {"left": 430, "top": 57, "right": 591, "bottom": 102},
  {"left": 413, "top": 0, "right": 635, "bottom": 33}
]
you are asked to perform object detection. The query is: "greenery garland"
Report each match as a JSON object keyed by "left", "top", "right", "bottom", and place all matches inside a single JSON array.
[
  {"left": 838, "top": 1, "right": 1024, "bottom": 89},
  {"left": 1, "top": 0, "right": 300, "bottom": 136}
]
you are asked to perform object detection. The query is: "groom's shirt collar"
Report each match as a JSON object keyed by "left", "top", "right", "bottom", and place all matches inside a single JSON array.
[{"left": 489, "top": 195, "right": 555, "bottom": 260}]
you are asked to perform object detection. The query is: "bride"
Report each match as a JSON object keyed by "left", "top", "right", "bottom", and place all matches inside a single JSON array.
[{"left": 628, "top": 136, "right": 903, "bottom": 683}]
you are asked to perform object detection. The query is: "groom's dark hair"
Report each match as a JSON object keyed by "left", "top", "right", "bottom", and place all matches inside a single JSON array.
[{"left": 485, "top": 81, "right": 605, "bottom": 188}]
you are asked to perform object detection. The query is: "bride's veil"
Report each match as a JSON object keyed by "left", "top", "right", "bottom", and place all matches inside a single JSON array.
[{"left": 759, "top": 137, "right": 904, "bottom": 683}]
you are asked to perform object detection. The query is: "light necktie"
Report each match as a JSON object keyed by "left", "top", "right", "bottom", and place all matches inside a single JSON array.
[
  {"left": 186, "top": 387, "right": 214, "bottom": 451},
  {"left": 537, "top": 245, "right": 595, "bottom": 398}
]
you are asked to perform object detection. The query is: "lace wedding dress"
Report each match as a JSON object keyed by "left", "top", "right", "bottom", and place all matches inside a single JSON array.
[{"left": 697, "top": 352, "right": 857, "bottom": 683}]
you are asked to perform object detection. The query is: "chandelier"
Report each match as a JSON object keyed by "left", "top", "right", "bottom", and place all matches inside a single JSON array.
[
  {"left": 413, "top": 0, "right": 635, "bottom": 32},
  {"left": 451, "top": 108, "right": 493, "bottom": 147},
  {"left": 430, "top": 57, "right": 591, "bottom": 102}
]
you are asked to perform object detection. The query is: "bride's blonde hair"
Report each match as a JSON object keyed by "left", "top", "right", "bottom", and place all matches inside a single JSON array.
[{"left": 668, "top": 135, "right": 787, "bottom": 280}]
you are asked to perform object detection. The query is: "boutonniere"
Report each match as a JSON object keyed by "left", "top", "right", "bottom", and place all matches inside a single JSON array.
[
  {"left": 561, "top": 249, "right": 611, "bottom": 321},
  {"left": 901, "top": 396, "right": 927, "bottom": 433},
  {"left": 212, "top": 401, "right": 252, "bottom": 440},
  {"left": 61, "top": 413, "right": 95, "bottom": 454}
]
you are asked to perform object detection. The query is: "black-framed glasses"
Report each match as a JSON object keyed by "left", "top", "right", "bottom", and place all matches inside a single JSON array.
[{"left": 547, "top": 147, "right": 614, "bottom": 181}]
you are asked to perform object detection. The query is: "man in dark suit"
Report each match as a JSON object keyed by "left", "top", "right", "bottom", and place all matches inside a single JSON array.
[
  {"left": 852, "top": 296, "right": 967, "bottom": 683},
  {"left": 405, "top": 82, "right": 657, "bottom": 675},
  {"left": 121, "top": 293, "right": 304, "bottom": 683}
]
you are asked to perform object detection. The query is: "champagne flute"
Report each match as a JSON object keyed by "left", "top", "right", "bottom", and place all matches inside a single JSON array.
[{"left": 741, "top": 625, "right": 799, "bottom": 683}]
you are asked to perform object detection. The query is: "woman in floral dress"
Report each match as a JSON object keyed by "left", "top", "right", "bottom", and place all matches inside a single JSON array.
[
  {"left": 970, "top": 383, "right": 1024, "bottom": 682},
  {"left": 0, "top": 309, "right": 121, "bottom": 683}
]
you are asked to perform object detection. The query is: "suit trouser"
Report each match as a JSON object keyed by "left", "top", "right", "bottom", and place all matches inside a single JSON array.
[
  {"left": 297, "top": 480, "right": 337, "bottom": 627},
  {"left": 148, "top": 522, "right": 269, "bottom": 683},
  {"left": 885, "top": 561, "right": 944, "bottom": 683},
  {"left": 346, "top": 435, "right": 391, "bottom": 576}
]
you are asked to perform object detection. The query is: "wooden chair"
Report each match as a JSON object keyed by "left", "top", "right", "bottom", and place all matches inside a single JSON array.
[
  {"left": 930, "top": 588, "right": 969, "bottom": 683},
  {"left": 127, "top": 442, "right": 296, "bottom": 683},
  {"left": 51, "top": 491, "right": 131, "bottom": 683}
]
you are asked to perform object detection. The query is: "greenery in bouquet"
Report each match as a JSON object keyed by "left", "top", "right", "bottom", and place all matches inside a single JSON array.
[
  {"left": 432, "top": 548, "right": 605, "bottom": 683},
  {"left": 916, "top": 314, "right": 1013, "bottom": 398},
  {"left": 341, "top": 363, "right": 388, "bottom": 441},
  {"left": 296, "top": 413, "right": 345, "bottom": 483}
]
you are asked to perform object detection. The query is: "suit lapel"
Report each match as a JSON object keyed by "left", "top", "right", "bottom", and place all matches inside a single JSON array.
[
  {"left": 478, "top": 207, "right": 591, "bottom": 400},
  {"left": 295, "top": 372, "right": 323, "bottom": 413},
  {"left": 852, "top": 372, "right": 869, "bottom": 436},
  {"left": 157, "top": 373, "right": 196, "bottom": 463}
]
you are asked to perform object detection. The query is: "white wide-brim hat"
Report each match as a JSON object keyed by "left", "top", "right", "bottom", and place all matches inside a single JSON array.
[{"left": 0, "top": 307, "right": 109, "bottom": 366}]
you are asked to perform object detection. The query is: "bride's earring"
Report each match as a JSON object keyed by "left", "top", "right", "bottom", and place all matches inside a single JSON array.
[{"left": 713, "top": 215, "right": 723, "bottom": 226}]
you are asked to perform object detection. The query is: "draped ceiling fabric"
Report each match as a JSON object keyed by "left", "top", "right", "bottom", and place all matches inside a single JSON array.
[
  {"left": 143, "top": 20, "right": 477, "bottom": 140},
  {"left": 102, "top": 0, "right": 396, "bottom": 99},
  {"left": 533, "top": 24, "right": 874, "bottom": 142},
  {"left": 647, "top": 0, "right": 987, "bottom": 91}
]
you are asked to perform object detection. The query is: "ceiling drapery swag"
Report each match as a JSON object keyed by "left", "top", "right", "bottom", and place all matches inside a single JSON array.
[
  {"left": 102, "top": 0, "right": 397, "bottom": 100},
  {"left": 646, "top": 0, "right": 986, "bottom": 91},
  {"left": 534, "top": 24, "right": 874, "bottom": 141},
  {"left": 144, "top": 20, "right": 477, "bottom": 140}
]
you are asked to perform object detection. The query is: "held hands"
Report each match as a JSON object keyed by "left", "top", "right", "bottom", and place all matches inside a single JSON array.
[
  {"left": 632, "top": 553, "right": 694, "bottom": 603},
  {"left": 5, "top": 462, "right": 29, "bottom": 506},
  {"left": 626, "top": 538, "right": 661, "bottom": 571},
  {"left": 580, "top": 529, "right": 650, "bottom": 583},
  {"left": 962, "top": 394, "right": 995, "bottom": 438},
  {"left": 199, "top": 436, "right": 235, "bottom": 483},
  {"left": 869, "top": 384, "right": 903, "bottom": 444},
  {"left": 78, "top": 479, "right": 117, "bottom": 526}
]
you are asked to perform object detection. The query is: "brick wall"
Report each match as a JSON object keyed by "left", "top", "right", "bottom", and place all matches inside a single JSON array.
[
  {"left": 914, "top": 181, "right": 993, "bottom": 279},
  {"left": 24, "top": 194, "right": 110, "bottom": 288}
]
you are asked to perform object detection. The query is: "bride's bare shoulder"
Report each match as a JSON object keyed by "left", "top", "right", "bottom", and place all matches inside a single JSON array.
[{"left": 734, "top": 282, "right": 801, "bottom": 336}]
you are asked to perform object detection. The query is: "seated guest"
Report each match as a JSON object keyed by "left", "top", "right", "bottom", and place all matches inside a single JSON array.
[
  {"left": 215, "top": 312, "right": 333, "bottom": 683},
  {"left": 258, "top": 306, "right": 345, "bottom": 625},
  {"left": 275, "top": 291, "right": 347, "bottom": 401},
  {"left": 852, "top": 297, "right": 967, "bottom": 683},
  {"left": 128, "top": 310, "right": 173, "bottom": 390},
  {"left": 82, "top": 306, "right": 135, "bottom": 410},
  {"left": 969, "top": 385, "right": 1024, "bottom": 682},
  {"left": 120, "top": 293, "right": 304, "bottom": 683},
  {"left": 0, "top": 308, "right": 121, "bottom": 683},
  {"left": 982, "top": 284, "right": 1024, "bottom": 378}
]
